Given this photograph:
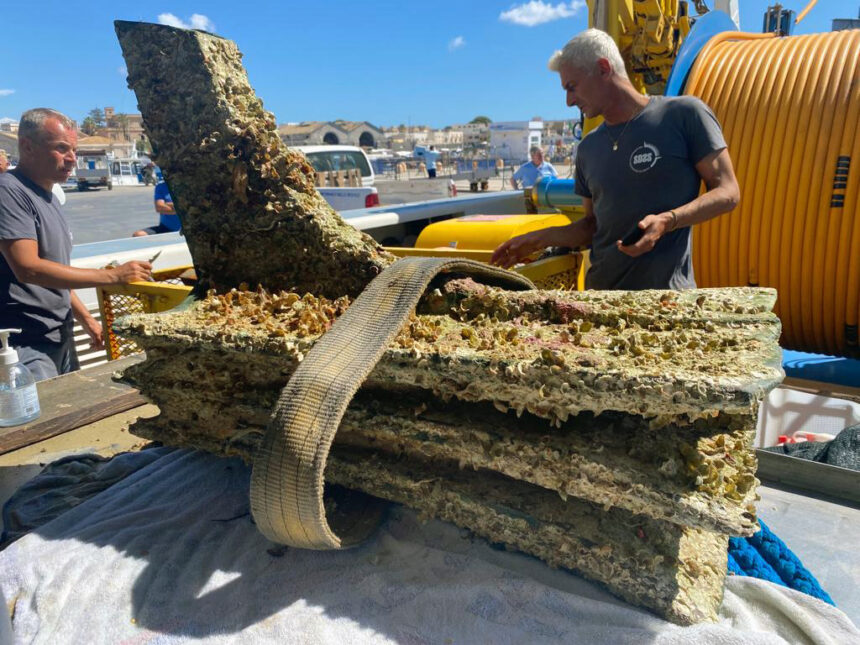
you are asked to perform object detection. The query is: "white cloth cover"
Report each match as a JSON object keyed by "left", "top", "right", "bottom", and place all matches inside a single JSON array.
[{"left": 1, "top": 449, "right": 857, "bottom": 645}]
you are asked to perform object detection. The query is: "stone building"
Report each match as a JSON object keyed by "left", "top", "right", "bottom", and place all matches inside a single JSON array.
[
  {"left": 382, "top": 126, "right": 432, "bottom": 152},
  {"left": 334, "top": 120, "right": 386, "bottom": 148},
  {"left": 452, "top": 122, "right": 489, "bottom": 148},
  {"left": 278, "top": 120, "right": 385, "bottom": 148},
  {"left": 76, "top": 135, "right": 137, "bottom": 159},
  {"left": 101, "top": 107, "right": 148, "bottom": 151},
  {"left": 427, "top": 128, "right": 464, "bottom": 148}
]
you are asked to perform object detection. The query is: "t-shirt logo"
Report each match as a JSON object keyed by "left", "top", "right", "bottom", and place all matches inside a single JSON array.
[{"left": 629, "top": 142, "right": 661, "bottom": 173}]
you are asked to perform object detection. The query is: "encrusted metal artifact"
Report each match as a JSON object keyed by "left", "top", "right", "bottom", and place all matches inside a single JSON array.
[
  {"left": 114, "top": 21, "right": 392, "bottom": 298},
  {"left": 115, "top": 20, "right": 784, "bottom": 625}
]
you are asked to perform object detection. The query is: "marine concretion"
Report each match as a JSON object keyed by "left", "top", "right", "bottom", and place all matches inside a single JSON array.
[{"left": 114, "top": 21, "right": 784, "bottom": 625}]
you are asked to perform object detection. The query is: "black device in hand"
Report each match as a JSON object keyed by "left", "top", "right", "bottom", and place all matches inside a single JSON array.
[{"left": 620, "top": 222, "right": 645, "bottom": 246}]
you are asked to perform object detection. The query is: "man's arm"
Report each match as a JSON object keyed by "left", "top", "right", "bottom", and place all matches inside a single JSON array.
[
  {"left": 155, "top": 199, "right": 175, "bottom": 215},
  {"left": 491, "top": 198, "right": 596, "bottom": 268},
  {"left": 510, "top": 166, "right": 524, "bottom": 190},
  {"left": 618, "top": 148, "right": 739, "bottom": 257},
  {"left": 0, "top": 239, "right": 152, "bottom": 289},
  {"left": 70, "top": 291, "right": 104, "bottom": 350}
]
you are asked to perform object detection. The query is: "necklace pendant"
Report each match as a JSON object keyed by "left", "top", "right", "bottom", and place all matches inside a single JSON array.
[{"left": 612, "top": 142, "right": 618, "bottom": 151}]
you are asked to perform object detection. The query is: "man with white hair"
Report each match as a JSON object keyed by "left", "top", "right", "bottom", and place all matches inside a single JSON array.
[
  {"left": 492, "top": 29, "right": 739, "bottom": 291},
  {"left": 0, "top": 108, "right": 152, "bottom": 380}
]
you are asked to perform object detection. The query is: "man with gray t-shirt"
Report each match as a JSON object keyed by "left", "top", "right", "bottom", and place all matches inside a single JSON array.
[
  {"left": 0, "top": 108, "right": 152, "bottom": 380},
  {"left": 492, "top": 29, "right": 739, "bottom": 291}
]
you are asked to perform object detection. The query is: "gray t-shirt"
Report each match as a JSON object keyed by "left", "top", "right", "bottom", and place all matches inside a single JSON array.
[
  {"left": 0, "top": 169, "right": 74, "bottom": 343},
  {"left": 574, "top": 95, "right": 727, "bottom": 290}
]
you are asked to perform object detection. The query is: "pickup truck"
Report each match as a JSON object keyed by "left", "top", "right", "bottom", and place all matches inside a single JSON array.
[
  {"left": 75, "top": 151, "right": 113, "bottom": 191},
  {"left": 295, "top": 145, "right": 379, "bottom": 211}
]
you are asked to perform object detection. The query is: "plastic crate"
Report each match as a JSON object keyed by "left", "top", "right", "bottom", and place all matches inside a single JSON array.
[
  {"left": 517, "top": 252, "right": 585, "bottom": 291},
  {"left": 97, "top": 265, "right": 193, "bottom": 360},
  {"left": 755, "top": 386, "right": 860, "bottom": 448}
]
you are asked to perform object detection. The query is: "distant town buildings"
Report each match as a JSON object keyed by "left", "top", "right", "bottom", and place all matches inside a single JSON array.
[
  {"left": 457, "top": 122, "right": 490, "bottom": 148},
  {"left": 0, "top": 109, "right": 146, "bottom": 163},
  {"left": 100, "top": 107, "right": 148, "bottom": 151},
  {"left": 431, "top": 128, "right": 465, "bottom": 147},
  {"left": 0, "top": 107, "right": 574, "bottom": 165},
  {"left": 76, "top": 135, "right": 137, "bottom": 159},
  {"left": 382, "top": 124, "right": 478, "bottom": 152},
  {"left": 0, "top": 118, "right": 19, "bottom": 161},
  {"left": 274, "top": 117, "right": 579, "bottom": 160},
  {"left": 278, "top": 120, "right": 386, "bottom": 148},
  {"left": 382, "top": 126, "right": 430, "bottom": 151},
  {"left": 0, "top": 117, "right": 18, "bottom": 133},
  {"left": 0, "top": 131, "right": 17, "bottom": 160},
  {"left": 489, "top": 120, "right": 544, "bottom": 162}
]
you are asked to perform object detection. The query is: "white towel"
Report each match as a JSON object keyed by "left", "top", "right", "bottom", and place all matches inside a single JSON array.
[{"left": 1, "top": 449, "right": 857, "bottom": 644}]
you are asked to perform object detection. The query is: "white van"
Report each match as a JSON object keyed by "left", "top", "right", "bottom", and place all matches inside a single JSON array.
[{"left": 295, "top": 145, "right": 379, "bottom": 211}]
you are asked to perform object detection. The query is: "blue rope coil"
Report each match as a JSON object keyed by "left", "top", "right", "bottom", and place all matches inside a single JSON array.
[{"left": 727, "top": 520, "right": 834, "bottom": 606}]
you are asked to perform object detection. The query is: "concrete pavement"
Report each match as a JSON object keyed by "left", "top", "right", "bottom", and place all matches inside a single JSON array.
[{"left": 62, "top": 185, "right": 158, "bottom": 244}]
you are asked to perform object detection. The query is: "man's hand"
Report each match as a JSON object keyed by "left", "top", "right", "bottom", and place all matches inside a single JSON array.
[
  {"left": 81, "top": 316, "right": 105, "bottom": 351},
  {"left": 109, "top": 260, "right": 152, "bottom": 284},
  {"left": 492, "top": 218, "right": 595, "bottom": 269},
  {"left": 70, "top": 291, "right": 104, "bottom": 351},
  {"left": 617, "top": 212, "right": 674, "bottom": 258},
  {"left": 491, "top": 230, "right": 547, "bottom": 268}
]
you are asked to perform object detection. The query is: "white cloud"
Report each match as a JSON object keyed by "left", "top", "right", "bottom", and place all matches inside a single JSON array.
[
  {"left": 189, "top": 14, "right": 216, "bottom": 31},
  {"left": 499, "top": 1, "right": 585, "bottom": 27},
  {"left": 117, "top": 66, "right": 128, "bottom": 76},
  {"left": 157, "top": 13, "right": 216, "bottom": 32},
  {"left": 157, "top": 13, "right": 185, "bottom": 28},
  {"left": 448, "top": 36, "right": 465, "bottom": 52},
  {"left": 0, "top": 89, "right": 15, "bottom": 97}
]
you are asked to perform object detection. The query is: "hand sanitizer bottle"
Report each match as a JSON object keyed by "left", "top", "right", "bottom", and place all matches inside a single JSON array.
[{"left": 0, "top": 329, "right": 41, "bottom": 427}]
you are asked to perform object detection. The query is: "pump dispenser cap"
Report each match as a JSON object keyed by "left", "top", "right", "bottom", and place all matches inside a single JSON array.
[{"left": 0, "top": 329, "right": 21, "bottom": 366}]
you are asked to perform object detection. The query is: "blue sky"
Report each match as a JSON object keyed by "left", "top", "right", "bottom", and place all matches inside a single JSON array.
[{"left": 1, "top": 1, "right": 852, "bottom": 129}]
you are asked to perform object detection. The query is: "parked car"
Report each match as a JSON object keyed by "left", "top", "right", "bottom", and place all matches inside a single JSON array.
[{"left": 295, "top": 145, "right": 379, "bottom": 211}]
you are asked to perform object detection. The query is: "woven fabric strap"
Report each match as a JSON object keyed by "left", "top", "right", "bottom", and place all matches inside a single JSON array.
[{"left": 250, "top": 256, "right": 534, "bottom": 549}]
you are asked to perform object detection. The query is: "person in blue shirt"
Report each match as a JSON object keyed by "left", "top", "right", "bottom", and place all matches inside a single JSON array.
[
  {"left": 510, "top": 146, "right": 558, "bottom": 213},
  {"left": 414, "top": 145, "right": 441, "bottom": 178},
  {"left": 133, "top": 179, "right": 180, "bottom": 236}
]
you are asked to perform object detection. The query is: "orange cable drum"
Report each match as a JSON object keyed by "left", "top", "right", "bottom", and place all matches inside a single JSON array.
[
  {"left": 729, "top": 37, "right": 780, "bottom": 289},
  {"left": 685, "top": 30, "right": 860, "bottom": 356},
  {"left": 744, "top": 36, "right": 796, "bottom": 292},
  {"left": 811, "top": 35, "right": 858, "bottom": 351},
  {"left": 791, "top": 34, "right": 839, "bottom": 351}
]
